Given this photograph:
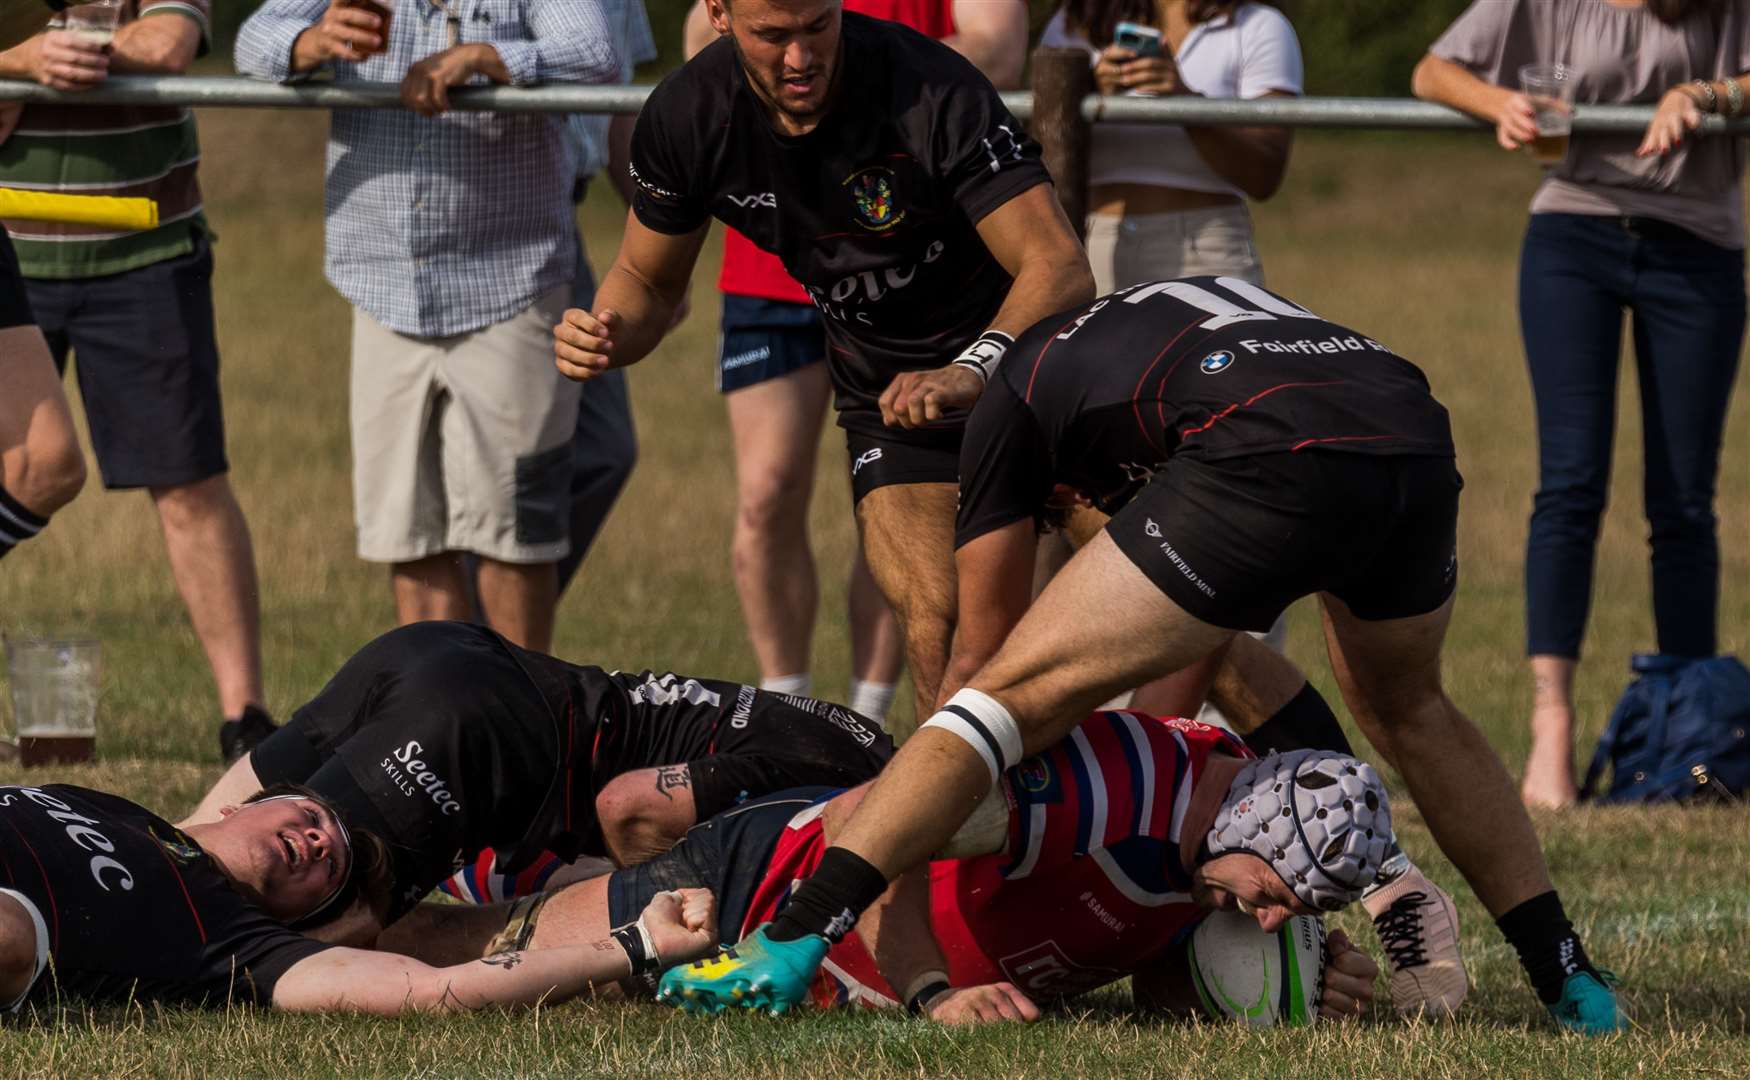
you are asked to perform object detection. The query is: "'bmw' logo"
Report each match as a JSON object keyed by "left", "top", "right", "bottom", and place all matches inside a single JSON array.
[{"left": 1200, "top": 350, "right": 1235, "bottom": 374}]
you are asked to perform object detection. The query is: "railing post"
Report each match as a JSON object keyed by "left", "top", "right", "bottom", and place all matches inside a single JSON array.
[{"left": 1027, "top": 47, "right": 1092, "bottom": 242}]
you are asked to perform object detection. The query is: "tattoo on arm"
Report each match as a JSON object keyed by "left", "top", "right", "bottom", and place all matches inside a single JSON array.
[
  {"left": 591, "top": 939, "right": 617, "bottom": 952},
  {"left": 481, "top": 951, "right": 524, "bottom": 970},
  {"left": 653, "top": 765, "right": 691, "bottom": 802}
]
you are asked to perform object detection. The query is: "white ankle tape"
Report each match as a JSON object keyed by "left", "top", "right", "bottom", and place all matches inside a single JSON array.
[{"left": 921, "top": 688, "right": 1024, "bottom": 784}]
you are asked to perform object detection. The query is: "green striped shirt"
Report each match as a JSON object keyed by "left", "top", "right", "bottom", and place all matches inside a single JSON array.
[{"left": 0, "top": 0, "right": 212, "bottom": 280}]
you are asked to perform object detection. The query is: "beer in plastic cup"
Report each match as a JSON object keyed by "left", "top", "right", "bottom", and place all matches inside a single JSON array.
[
  {"left": 61, "top": 0, "right": 121, "bottom": 47},
  {"left": 4, "top": 637, "right": 100, "bottom": 767},
  {"left": 1519, "top": 63, "right": 1576, "bottom": 165}
]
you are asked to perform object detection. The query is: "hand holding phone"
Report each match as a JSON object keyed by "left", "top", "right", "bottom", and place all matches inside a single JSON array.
[{"left": 1112, "top": 21, "right": 1163, "bottom": 58}]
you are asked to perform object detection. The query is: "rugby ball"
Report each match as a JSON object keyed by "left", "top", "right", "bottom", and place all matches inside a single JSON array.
[{"left": 1186, "top": 910, "right": 1326, "bottom": 1027}]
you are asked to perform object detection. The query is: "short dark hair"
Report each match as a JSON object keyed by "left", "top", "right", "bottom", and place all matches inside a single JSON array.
[{"left": 244, "top": 783, "right": 395, "bottom": 927}]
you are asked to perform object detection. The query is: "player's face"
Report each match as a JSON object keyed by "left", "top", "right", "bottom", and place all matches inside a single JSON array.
[
  {"left": 1191, "top": 853, "right": 1315, "bottom": 932},
  {"left": 714, "top": 0, "right": 842, "bottom": 131},
  {"left": 227, "top": 797, "right": 353, "bottom": 922}
]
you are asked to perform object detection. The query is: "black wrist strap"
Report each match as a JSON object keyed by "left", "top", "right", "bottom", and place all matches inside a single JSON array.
[
  {"left": 906, "top": 979, "right": 951, "bottom": 1015},
  {"left": 610, "top": 923, "right": 660, "bottom": 979}
]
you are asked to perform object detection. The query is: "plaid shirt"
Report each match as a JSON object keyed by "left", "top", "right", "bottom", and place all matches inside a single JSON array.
[{"left": 236, "top": 0, "right": 618, "bottom": 337}]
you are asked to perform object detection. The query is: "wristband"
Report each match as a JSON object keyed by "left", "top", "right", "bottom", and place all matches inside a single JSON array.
[
  {"left": 610, "top": 916, "right": 663, "bottom": 979},
  {"left": 904, "top": 970, "right": 951, "bottom": 1015},
  {"left": 1728, "top": 79, "right": 1744, "bottom": 118},
  {"left": 951, "top": 330, "right": 1015, "bottom": 386},
  {"left": 1692, "top": 79, "right": 1719, "bottom": 113}
]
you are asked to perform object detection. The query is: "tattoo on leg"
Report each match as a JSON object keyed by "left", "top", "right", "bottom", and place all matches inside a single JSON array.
[
  {"left": 482, "top": 950, "right": 524, "bottom": 970},
  {"left": 653, "top": 765, "right": 691, "bottom": 802}
]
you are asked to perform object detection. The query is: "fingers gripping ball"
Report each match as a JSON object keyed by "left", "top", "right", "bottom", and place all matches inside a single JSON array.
[
  {"left": 1208, "top": 750, "right": 1393, "bottom": 912},
  {"left": 1188, "top": 909, "right": 1327, "bottom": 1027}
]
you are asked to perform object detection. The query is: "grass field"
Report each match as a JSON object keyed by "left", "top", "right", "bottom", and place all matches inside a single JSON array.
[{"left": 1, "top": 109, "right": 1749, "bottom": 1075}]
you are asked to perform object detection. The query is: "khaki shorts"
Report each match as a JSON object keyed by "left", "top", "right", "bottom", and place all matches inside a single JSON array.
[
  {"left": 350, "top": 286, "right": 581, "bottom": 565},
  {"left": 1084, "top": 204, "right": 1264, "bottom": 296}
]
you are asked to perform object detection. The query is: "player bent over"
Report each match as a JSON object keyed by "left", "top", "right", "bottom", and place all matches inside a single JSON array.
[
  {"left": 0, "top": 781, "right": 719, "bottom": 1012},
  {"left": 185, "top": 620, "right": 892, "bottom": 928},
  {"left": 666, "top": 278, "right": 1626, "bottom": 1033},
  {"left": 413, "top": 711, "right": 1380, "bottom": 1022}
]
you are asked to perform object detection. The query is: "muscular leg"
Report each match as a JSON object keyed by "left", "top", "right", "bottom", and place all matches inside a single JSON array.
[
  {"left": 151, "top": 474, "right": 264, "bottom": 718},
  {"left": 724, "top": 364, "right": 832, "bottom": 684},
  {"left": 0, "top": 325, "right": 85, "bottom": 530},
  {"left": 1319, "top": 593, "right": 1551, "bottom": 917},
  {"left": 855, "top": 482, "right": 962, "bottom": 733},
  {"left": 827, "top": 531, "right": 1232, "bottom": 881},
  {"left": 595, "top": 766, "right": 698, "bottom": 867},
  {"left": 476, "top": 557, "right": 557, "bottom": 653}
]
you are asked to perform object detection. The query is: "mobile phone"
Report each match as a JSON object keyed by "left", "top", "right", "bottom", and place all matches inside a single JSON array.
[{"left": 1113, "top": 21, "right": 1163, "bottom": 58}]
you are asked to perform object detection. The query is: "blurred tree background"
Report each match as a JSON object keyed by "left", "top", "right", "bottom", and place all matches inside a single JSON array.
[{"left": 210, "top": 0, "right": 1474, "bottom": 97}]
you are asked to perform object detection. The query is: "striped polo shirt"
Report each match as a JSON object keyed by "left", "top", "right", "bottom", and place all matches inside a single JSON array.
[{"left": 0, "top": 0, "right": 211, "bottom": 280}]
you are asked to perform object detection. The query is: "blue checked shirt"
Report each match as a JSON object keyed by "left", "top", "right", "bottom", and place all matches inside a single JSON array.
[{"left": 236, "top": 0, "right": 619, "bottom": 337}]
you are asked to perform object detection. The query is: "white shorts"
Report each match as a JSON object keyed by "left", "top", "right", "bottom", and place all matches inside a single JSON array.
[
  {"left": 1083, "top": 204, "right": 1264, "bottom": 296},
  {"left": 349, "top": 286, "right": 582, "bottom": 565},
  {"left": 0, "top": 887, "right": 49, "bottom": 1010}
]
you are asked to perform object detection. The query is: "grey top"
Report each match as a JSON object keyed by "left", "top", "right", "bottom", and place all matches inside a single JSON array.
[{"left": 1433, "top": 0, "right": 1750, "bottom": 248}]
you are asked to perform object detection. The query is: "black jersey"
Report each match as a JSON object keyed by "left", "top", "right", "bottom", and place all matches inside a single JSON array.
[
  {"left": 956, "top": 277, "right": 1457, "bottom": 547},
  {"left": 630, "top": 12, "right": 1050, "bottom": 429},
  {"left": 0, "top": 785, "right": 328, "bottom": 1006},
  {"left": 263, "top": 623, "right": 891, "bottom": 916}
]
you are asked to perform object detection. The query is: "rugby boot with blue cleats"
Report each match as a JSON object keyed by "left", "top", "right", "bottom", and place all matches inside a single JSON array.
[
  {"left": 656, "top": 924, "right": 828, "bottom": 1015},
  {"left": 1548, "top": 970, "right": 1628, "bottom": 1035}
]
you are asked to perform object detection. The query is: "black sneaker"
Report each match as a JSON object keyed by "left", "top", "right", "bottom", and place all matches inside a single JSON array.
[{"left": 219, "top": 704, "right": 277, "bottom": 764}]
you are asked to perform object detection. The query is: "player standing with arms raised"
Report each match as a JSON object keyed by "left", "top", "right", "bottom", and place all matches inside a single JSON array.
[{"left": 553, "top": 0, "right": 1095, "bottom": 729}]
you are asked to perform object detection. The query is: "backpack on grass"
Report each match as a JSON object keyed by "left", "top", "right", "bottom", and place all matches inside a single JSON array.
[{"left": 1580, "top": 654, "right": 1750, "bottom": 804}]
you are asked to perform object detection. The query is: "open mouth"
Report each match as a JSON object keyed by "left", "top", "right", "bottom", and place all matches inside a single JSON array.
[{"left": 280, "top": 832, "right": 303, "bottom": 870}]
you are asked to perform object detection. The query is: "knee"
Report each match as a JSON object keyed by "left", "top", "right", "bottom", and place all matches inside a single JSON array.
[
  {"left": 734, "top": 470, "right": 809, "bottom": 541},
  {"left": 150, "top": 474, "right": 230, "bottom": 528},
  {"left": 11, "top": 441, "right": 86, "bottom": 517}
]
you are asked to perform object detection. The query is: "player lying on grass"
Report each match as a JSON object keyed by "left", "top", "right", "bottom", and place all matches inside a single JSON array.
[
  {"left": 384, "top": 710, "right": 1382, "bottom": 1024},
  {"left": 0, "top": 781, "right": 720, "bottom": 1012},
  {"left": 665, "top": 277, "right": 1626, "bottom": 1034},
  {"left": 184, "top": 620, "right": 892, "bottom": 930}
]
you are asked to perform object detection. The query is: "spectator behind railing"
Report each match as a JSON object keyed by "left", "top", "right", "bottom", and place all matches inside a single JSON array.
[
  {"left": 235, "top": 0, "right": 620, "bottom": 659},
  {"left": 0, "top": 0, "right": 273, "bottom": 763},
  {"left": 1414, "top": 0, "right": 1750, "bottom": 808}
]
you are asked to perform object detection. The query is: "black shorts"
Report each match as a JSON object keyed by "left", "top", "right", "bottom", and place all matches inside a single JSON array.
[
  {"left": 606, "top": 789, "right": 830, "bottom": 945},
  {"left": 29, "top": 232, "right": 227, "bottom": 489},
  {"left": 717, "top": 295, "right": 825, "bottom": 393},
  {"left": 1107, "top": 451, "right": 1462, "bottom": 633},
  {"left": 0, "top": 233, "right": 34, "bottom": 330},
  {"left": 842, "top": 417, "right": 963, "bottom": 504},
  {"left": 684, "top": 690, "right": 892, "bottom": 821}
]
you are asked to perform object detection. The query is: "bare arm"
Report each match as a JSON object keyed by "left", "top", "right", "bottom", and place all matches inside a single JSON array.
[
  {"left": 940, "top": 520, "right": 1036, "bottom": 705},
  {"left": 108, "top": 8, "right": 200, "bottom": 74},
  {"left": 605, "top": 113, "right": 638, "bottom": 205},
  {"left": 1181, "top": 90, "right": 1294, "bottom": 201},
  {"left": 945, "top": 0, "right": 1027, "bottom": 90},
  {"left": 273, "top": 889, "right": 716, "bottom": 1014},
  {"left": 554, "top": 212, "right": 709, "bottom": 381},
  {"left": 974, "top": 184, "right": 1096, "bottom": 339},
  {"left": 682, "top": 0, "right": 715, "bottom": 60},
  {"left": 1411, "top": 52, "right": 1536, "bottom": 151}
]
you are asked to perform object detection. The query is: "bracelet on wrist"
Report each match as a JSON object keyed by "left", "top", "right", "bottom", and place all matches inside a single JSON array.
[
  {"left": 1727, "top": 79, "right": 1744, "bottom": 117},
  {"left": 1691, "top": 79, "right": 1719, "bottom": 113}
]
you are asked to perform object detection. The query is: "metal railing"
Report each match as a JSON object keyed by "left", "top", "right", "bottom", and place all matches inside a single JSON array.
[{"left": 3, "top": 75, "right": 1750, "bottom": 133}]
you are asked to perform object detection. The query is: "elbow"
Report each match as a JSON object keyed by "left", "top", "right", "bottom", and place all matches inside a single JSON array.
[
  {"left": 1410, "top": 55, "right": 1439, "bottom": 101},
  {"left": 1064, "top": 257, "right": 1097, "bottom": 306}
]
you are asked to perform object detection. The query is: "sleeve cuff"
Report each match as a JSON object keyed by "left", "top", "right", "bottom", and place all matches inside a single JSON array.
[{"left": 491, "top": 40, "right": 540, "bottom": 87}]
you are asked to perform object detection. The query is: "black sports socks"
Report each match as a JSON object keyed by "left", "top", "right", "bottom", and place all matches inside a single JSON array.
[
  {"left": 1245, "top": 681, "right": 1354, "bottom": 755},
  {"left": 1497, "top": 890, "right": 1603, "bottom": 1003},
  {"left": 768, "top": 847, "right": 890, "bottom": 943},
  {"left": 0, "top": 483, "right": 47, "bottom": 561}
]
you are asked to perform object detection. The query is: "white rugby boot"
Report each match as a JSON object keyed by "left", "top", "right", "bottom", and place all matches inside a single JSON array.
[{"left": 1363, "top": 855, "right": 1469, "bottom": 1019}]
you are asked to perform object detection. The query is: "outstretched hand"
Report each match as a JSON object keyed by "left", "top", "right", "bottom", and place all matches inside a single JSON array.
[
  {"left": 1317, "top": 928, "right": 1378, "bottom": 1021},
  {"left": 641, "top": 889, "right": 718, "bottom": 967},
  {"left": 926, "top": 981, "right": 1041, "bottom": 1025}
]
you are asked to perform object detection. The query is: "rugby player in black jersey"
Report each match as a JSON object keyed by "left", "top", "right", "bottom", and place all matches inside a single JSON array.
[
  {"left": 184, "top": 620, "right": 893, "bottom": 926},
  {"left": 552, "top": 0, "right": 1095, "bottom": 726},
  {"left": 0, "top": 782, "right": 719, "bottom": 1012},
  {"left": 665, "top": 278, "right": 1627, "bottom": 1035}
]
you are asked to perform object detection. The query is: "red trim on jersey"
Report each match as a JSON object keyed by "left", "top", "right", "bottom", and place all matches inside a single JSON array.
[
  {"left": 149, "top": 840, "right": 208, "bottom": 945},
  {"left": 1178, "top": 380, "right": 1345, "bottom": 440},
  {"left": 1127, "top": 325, "right": 1202, "bottom": 453},
  {"left": 1022, "top": 314, "right": 1090, "bottom": 403},
  {"left": 0, "top": 817, "right": 58, "bottom": 952},
  {"left": 1290, "top": 434, "right": 1399, "bottom": 452}
]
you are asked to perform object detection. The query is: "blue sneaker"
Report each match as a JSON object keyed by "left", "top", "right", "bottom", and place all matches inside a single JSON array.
[
  {"left": 1548, "top": 971, "right": 1628, "bottom": 1035},
  {"left": 656, "top": 923, "right": 829, "bottom": 1016}
]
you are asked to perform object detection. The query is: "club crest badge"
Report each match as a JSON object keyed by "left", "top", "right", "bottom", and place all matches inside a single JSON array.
[{"left": 844, "top": 166, "right": 905, "bottom": 232}]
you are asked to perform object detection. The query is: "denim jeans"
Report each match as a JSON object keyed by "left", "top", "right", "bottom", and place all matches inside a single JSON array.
[{"left": 1518, "top": 212, "right": 1745, "bottom": 659}]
